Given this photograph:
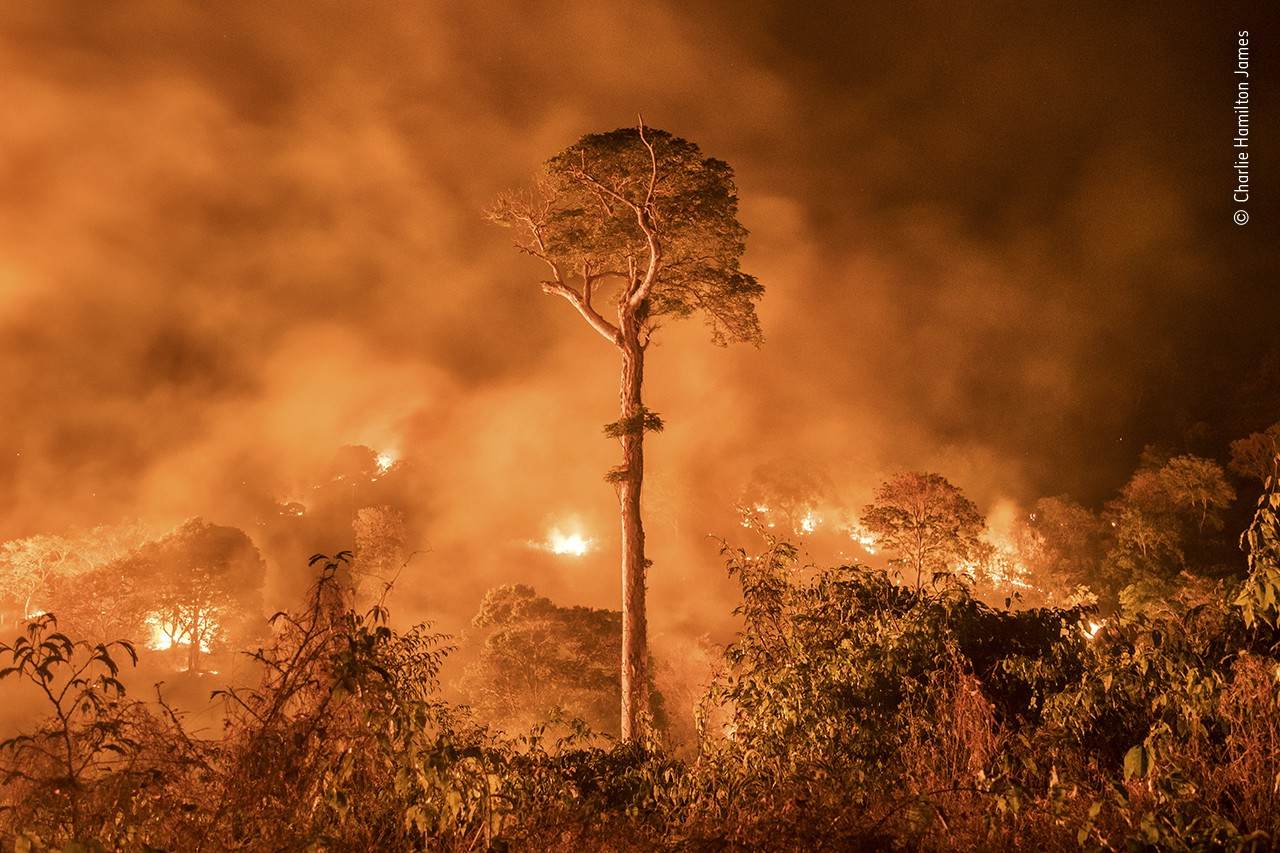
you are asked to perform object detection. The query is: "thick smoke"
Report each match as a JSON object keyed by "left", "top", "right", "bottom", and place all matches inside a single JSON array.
[{"left": 0, "top": 1, "right": 1274, "bottom": 649}]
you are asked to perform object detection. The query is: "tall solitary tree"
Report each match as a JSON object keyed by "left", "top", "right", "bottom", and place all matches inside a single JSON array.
[{"left": 489, "top": 123, "right": 763, "bottom": 738}]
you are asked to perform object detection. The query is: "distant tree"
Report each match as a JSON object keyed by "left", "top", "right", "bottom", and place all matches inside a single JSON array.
[
  {"left": 132, "top": 519, "right": 265, "bottom": 672},
  {"left": 965, "top": 538, "right": 1030, "bottom": 604},
  {"left": 0, "top": 523, "right": 153, "bottom": 630},
  {"left": 461, "top": 585, "right": 661, "bottom": 736},
  {"left": 489, "top": 123, "right": 763, "bottom": 739},
  {"left": 739, "top": 460, "right": 835, "bottom": 535},
  {"left": 1105, "top": 468, "right": 1183, "bottom": 570},
  {"left": 1102, "top": 455, "right": 1233, "bottom": 590},
  {"left": 45, "top": 565, "right": 149, "bottom": 644},
  {"left": 1137, "top": 442, "right": 1177, "bottom": 472},
  {"left": 352, "top": 505, "right": 408, "bottom": 594},
  {"left": 859, "top": 472, "right": 984, "bottom": 590},
  {"left": 1159, "top": 455, "right": 1236, "bottom": 534},
  {"left": 328, "top": 444, "right": 382, "bottom": 483},
  {"left": 1229, "top": 422, "right": 1280, "bottom": 484},
  {"left": 1016, "top": 495, "right": 1105, "bottom": 593},
  {"left": 76, "top": 521, "right": 154, "bottom": 567},
  {"left": 0, "top": 534, "right": 89, "bottom": 626}
]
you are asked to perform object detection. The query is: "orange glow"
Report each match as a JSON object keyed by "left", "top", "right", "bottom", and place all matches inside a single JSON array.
[
  {"left": 146, "top": 616, "right": 176, "bottom": 651},
  {"left": 145, "top": 613, "right": 215, "bottom": 654},
  {"left": 545, "top": 528, "right": 591, "bottom": 557},
  {"left": 849, "top": 528, "right": 878, "bottom": 555}
]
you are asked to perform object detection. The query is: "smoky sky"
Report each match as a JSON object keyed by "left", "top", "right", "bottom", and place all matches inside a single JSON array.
[{"left": 0, "top": 2, "right": 1275, "bottom": 633}]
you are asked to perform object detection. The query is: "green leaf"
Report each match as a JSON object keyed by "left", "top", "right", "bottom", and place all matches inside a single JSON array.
[{"left": 1123, "top": 744, "right": 1150, "bottom": 780}]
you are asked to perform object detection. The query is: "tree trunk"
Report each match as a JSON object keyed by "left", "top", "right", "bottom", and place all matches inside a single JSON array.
[
  {"left": 187, "top": 609, "right": 200, "bottom": 673},
  {"left": 618, "top": 335, "right": 648, "bottom": 741}
]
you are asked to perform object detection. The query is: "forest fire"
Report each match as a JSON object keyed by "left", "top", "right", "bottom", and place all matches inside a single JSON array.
[
  {"left": 0, "top": 3, "right": 1275, "bottom": 850},
  {"left": 145, "top": 616, "right": 176, "bottom": 652},
  {"left": 799, "top": 510, "right": 820, "bottom": 534},
  {"left": 145, "top": 613, "right": 215, "bottom": 655},
  {"left": 849, "top": 528, "right": 878, "bottom": 555}
]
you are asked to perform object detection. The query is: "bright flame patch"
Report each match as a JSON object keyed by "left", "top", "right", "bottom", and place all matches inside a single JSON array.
[{"left": 547, "top": 529, "right": 591, "bottom": 557}]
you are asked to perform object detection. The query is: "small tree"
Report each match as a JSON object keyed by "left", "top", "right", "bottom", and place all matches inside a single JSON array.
[
  {"left": 1017, "top": 495, "right": 1105, "bottom": 594},
  {"left": 1104, "top": 468, "right": 1183, "bottom": 571},
  {"left": 489, "top": 122, "right": 763, "bottom": 738},
  {"left": 353, "top": 505, "right": 409, "bottom": 598},
  {"left": 0, "top": 535, "right": 90, "bottom": 626},
  {"left": 859, "top": 472, "right": 984, "bottom": 590},
  {"left": 136, "top": 519, "right": 265, "bottom": 672},
  {"left": 1159, "top": 455, "right": 1236, "bottom": 534},
  {"left": 0, "top": 614, "right": 141, "bottom": 841},
  {"left": 461, "top": 584, "right": 650, "bottom": 735},
  {"left": 1228, "top": 422, "right": 1280, "bottom": 484}
]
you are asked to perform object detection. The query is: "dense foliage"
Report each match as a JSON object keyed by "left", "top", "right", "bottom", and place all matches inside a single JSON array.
[
  {"left": 0, "top": 472, "right": 1277, "bottom": 850},
  {"left": 460, "top": 584, "right": 665, "bottom": 737}
]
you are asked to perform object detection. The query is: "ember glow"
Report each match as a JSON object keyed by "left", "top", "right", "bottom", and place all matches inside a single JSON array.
[
  {"left": 145, "top": 613, "right": 214, "bottom": 655},
  {"left": 849, "top": 529, "right": 878, "bottom": 555},
  {"left": 146, "top": 616, "right": 176, "bottom": 652},
  {"left": 545, "top": 528, "right": 592, "bottom": 557}
]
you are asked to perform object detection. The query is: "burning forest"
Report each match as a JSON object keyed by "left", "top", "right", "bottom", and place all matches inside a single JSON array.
[{"left": 1, "top": 3, "right": 1278, "bottom": 851}]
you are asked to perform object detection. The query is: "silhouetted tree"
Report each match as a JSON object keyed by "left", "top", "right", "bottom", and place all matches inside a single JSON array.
[
  {"left": 1105, "top": 467, "right": 1183, "bottom": 575},
  {"left": 1160, "top": 455, "right": 1235, "bottom": 534},
  {"left": 1016, "top": 495, "right": 1105, "bottom": 594},
  {"left": 739, "top": 459, "right": 836, "bottom": 536},
  {"left": 1229, "top": 422, "right": 1280, "bottom": 484},
  {"left": 488, "top": 123, "right": 763, "bottom": 738},
  {"left": 859, "top": 472, "right": 984, "bottom": 590},
  {"left": 131, "top": 519, "right": 265, "bottom": 672},
  {"left": 461, "top": 584, "right": 661, "bottom": 736},
  {"left": 352, "top": 505, "right": 408, "bottom": 596},
  {"left": 46, "top": 565, "right": 148, "bottom": 644}
]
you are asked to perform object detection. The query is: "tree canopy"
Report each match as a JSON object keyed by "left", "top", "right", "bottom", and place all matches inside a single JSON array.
[
  {"left": 461, "top": 584, "right": 663, "bottom": 735},
  {"left": 488, "top": 125, "right": 763, "bottom": 347},
  {"left": 859, "top": 472, "right": 984, "bottom": 589}
]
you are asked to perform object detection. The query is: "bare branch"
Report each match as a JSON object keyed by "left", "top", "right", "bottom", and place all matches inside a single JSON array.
[
  {"left": 499, "top": 194, "right": 623, "bottom": 346},
  {"left": 628, "top": 209, "right": 661, "bottom": 308},
  {"left": 561, "top": 288, "right": 623, "bottom": 347},
  {"left": 637, "top": 116, "right": 658, "bottom": 210},
  {"left": 538, "top": 271, "right": 622, "bottom": 347},
  {"left": 566, "top": 163, "right": 639, "bottom": 214}
]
